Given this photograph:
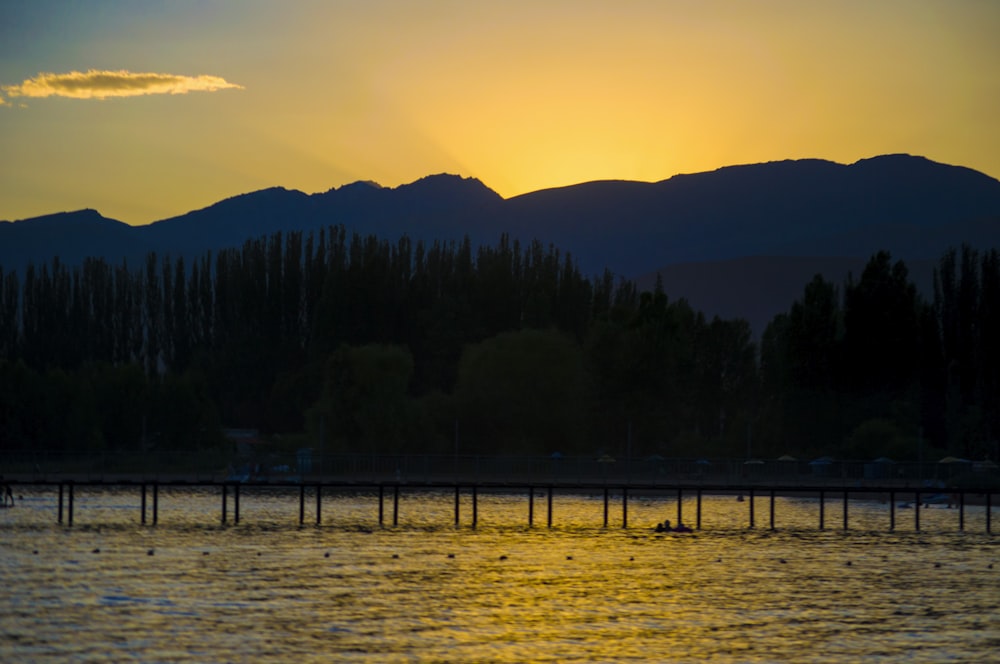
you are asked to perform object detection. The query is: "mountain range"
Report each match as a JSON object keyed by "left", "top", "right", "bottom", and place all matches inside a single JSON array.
[{"left": 3, "top": 154, "right": 999, "bottom": 335}]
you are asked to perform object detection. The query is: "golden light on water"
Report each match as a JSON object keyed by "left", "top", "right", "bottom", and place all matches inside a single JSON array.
[{"left": 3, "top": 488, "right": 996, "bottom": 660}]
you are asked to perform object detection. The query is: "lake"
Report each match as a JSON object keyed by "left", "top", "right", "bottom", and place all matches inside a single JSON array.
[{"left": 1, "top": 487, "right": 997, "bottom": 662}]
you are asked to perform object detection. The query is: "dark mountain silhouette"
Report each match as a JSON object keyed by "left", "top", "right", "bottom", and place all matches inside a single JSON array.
[
  {"left": 2, "top": 155, "right": 998, "bottom": 334},
  {"left": 503, "top": 155, "right": 1000, "bottom": 275},
  {"left": 137, "top": 174, "right": 506, "bottom": 262},
  {"left": 0, "top": 209, "right": 142, "bottom": 270},
  {"left": 145, "top": 186, "right": 314, "bottom": 256},
  {"left": 635, "top": 256, "right": 938, "bottom": 337}
]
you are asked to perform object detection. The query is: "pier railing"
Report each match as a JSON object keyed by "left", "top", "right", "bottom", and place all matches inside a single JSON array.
[{"left": 2, "top": 450, "right": 997, "bottom": 489}]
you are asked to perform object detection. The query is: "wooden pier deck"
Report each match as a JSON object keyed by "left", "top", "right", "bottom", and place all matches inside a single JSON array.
[{"left": 3, "top": 478, "right": 995, "bottom": 533}]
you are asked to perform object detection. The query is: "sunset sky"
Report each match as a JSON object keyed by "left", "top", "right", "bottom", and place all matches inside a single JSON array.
[{"left": 1, "top": 0, "right": 998, "bottom": 225}]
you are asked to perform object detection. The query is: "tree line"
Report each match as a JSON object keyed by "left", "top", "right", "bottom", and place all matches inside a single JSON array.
[{"left": 0, "top": 227, "right": 996, "bottom": 463}]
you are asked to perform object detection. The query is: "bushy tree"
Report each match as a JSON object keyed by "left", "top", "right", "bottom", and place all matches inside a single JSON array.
[
  {"left": 454, "top": 329, "right": 589, "bottom": 455},
  {"left": 309, "top": 344, "right": 416, "bottom": 453}
]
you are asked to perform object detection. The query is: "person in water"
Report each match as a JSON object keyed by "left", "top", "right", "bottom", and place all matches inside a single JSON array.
[
  {"left": 655, "top": 518, "right": 693, "bottom": 533},
  {"left": 2, "top": 482, "right": 13, "bottom": 507}
]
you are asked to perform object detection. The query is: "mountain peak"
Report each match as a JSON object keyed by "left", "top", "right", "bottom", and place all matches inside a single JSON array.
[
  {"left": 397, "top": 173, "right": 502, "bottom": 201},
  {"left": 850, "top": 153, "right": 1000, "bottom": 185},
  {"left": 208, "top": 186, "right": 305, "bottom": 208},
  {"left": 7, "top": 208, "right": 125, "bottom": 228},
  {"left": 325, "top": 180, "right": 384, "bottom": 194}
]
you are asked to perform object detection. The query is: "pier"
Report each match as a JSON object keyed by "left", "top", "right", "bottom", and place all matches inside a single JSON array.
[{"left": 5, "top": 479, "right": 996, "bottom": 533}]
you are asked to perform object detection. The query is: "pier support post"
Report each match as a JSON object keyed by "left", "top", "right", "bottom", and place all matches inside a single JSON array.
[
  {"left": 622, "top": 487, "right": 628, "bottom": 529},
  {"left": 603, "top": 487, "right": 609, "bottom": 528},
  {"left": 454, "top": 485, "right": 460, "bottom": 527},
  {"left": 915, "top": 491, "right": 921, "bottom": 532},
  {"left": 316, "top": 485, "right": 322, "bottom": 525},
  {"left": 299, "top": 484, "right": 305, "bottom": 525},
  {"left": 472, "top": 485, "right": 478, "bottom": 529},
  {"left": 987, "top": 493, "right": 992, "bottom": 534},
  {"left": 959, "top": 491, "right": 964, "bottom": 531},
  {"left": 378, "top": 484, "right": 384, "bottom": 526},
  {"left": 528, "top": 486, "right": 534, "bottom": 527},
  {"left": 67, "top": 482, "right": 74, "bottom": 527},
  {"left": 769, "top": 489, "right": 775, "bottom": 530},
  {"left": 153, "top": 483, "right": 159, "bottom": 526},
  {"left": 819, "top": 490, "right": 825, "bottom": 530},
  {"left": 842, "top": 490, "right": 848, "bottom": 531},
  {"left": 749, "top": 488, "right": 755, "bottom": 528},
  {"left": 141, "top": 483, "right": 147, "bottom": 525},
  {"left": 677, "top": 488, "right": 683, "bottom": 527},
  {"left": 58, "top": 483, "right": 64, "bottom": 524},
  {"left": 889, "top": 491, "right": 895, "bottom": 531},
  {"left": 696, "top": 489, "right": 702, "bottom": 530},
  {"left": 222, "top": 484, "right": 228, "bottom": 524},
  {"left": 392, "top": 484, "right": 399, "bottom": 527},
  {"left": 234, "top": 483, "right": 240, "bottom": 525},
  {"left": 547, "top": 486, "right": 553, "bottom": 528}
]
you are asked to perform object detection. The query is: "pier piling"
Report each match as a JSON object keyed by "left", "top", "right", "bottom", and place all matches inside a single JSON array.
[
  {"left": 889, "top": 491, "right": 895, "bottom": 531},
  {"left": 547, "top": 486, "right": 553, "bottom": 528},
  {"left": 677, "top": 488, "right": 683, "bottom": 527},
  {"left": 959, "top": 491, "right": 964, "bottom": 531},
  {"left": 622, "top": 487, "right": 628, "bottom": 529},
  {"left": 299, "top": 484, "right": 305, "bottom": 525},
  {"left": 378, "top": 484, "right": 384, "bottom": 525},
  {"left": 603, "top": 487, "right": 609, "bottom": 528},
  {"left": 392, "top": 484, "right": 399, "bottom": 527},
  {"left": 843, "top": 490, "right": 849, "bottom": 530},
  {"left": 316, "top": 485, "right": 322, "bottom": 525},
  {"left": 528, "top": 486, "right": 534, "bottom": 527},
  {"left": 299, "top": 484, "right": 306, "bottom": 526},
  {"left": 819, "top": 490, "right": 825, "bottom": 530},
  {"left": 234, "top": 484, "right": 240, "bottom": 525},
  {"left": 769, "top": 489, "right": 776, "bottom": 530}
]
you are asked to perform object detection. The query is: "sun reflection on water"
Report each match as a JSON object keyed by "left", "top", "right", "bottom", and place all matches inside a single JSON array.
[{"left": 1, "top": 489, "right": 997, "bottom": 662}]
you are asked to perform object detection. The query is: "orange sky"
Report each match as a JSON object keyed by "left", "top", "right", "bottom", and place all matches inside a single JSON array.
[{"left": 1, "top": 0, "right": 998, "bottom": 225}]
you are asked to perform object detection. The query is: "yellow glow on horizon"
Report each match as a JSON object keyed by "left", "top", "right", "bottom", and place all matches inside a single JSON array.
[
  {"left": 0, "top": 0, "right": 997, "bottom": 224},
  {"left": 294, "top": 0, "right": 1000, "bottom": 200}
]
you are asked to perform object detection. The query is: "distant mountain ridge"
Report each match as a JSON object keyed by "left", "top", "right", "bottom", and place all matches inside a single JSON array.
[{"left": 3, "top": 155, "right": 999, "bottom": 334}]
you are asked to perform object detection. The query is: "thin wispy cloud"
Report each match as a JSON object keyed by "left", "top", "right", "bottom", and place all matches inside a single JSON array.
[{"left": 2, "top": 69, "right": 244, "bottom": 100}]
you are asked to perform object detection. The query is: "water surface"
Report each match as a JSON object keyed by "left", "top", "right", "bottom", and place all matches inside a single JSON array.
[{"left": 1, "top": 488, "right": 997, "bottom": 662}]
